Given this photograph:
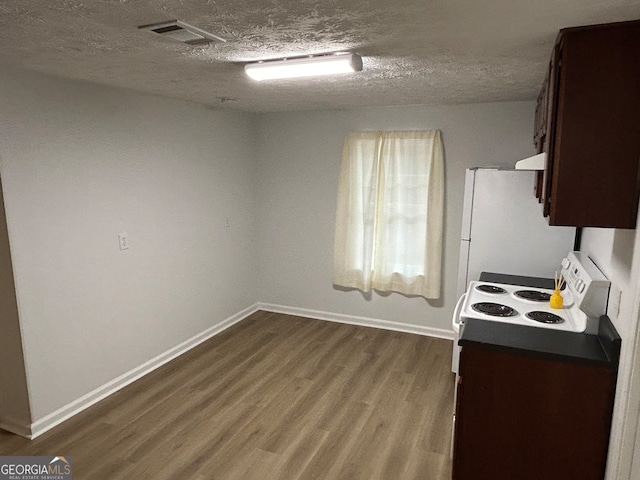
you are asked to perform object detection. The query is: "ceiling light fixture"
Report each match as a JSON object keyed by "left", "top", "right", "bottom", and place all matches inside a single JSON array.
[{"left": 244, "top": 52, "right": 363, "bottom": 81}]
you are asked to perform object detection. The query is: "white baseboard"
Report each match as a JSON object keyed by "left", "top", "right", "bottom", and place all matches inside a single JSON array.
[
  {"left": 257, "top": 303, "right": 455, "bottom": 340},
  {"left": 12, "top": 302, "right": 452, "bottom": 440},
  {"left": 26, "top": 303, "right": 260, "bottom": 439}
]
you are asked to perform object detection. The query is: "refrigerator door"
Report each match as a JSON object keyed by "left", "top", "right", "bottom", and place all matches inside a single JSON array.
[
  {"left": 456, "top": 168, "right": 478, "bottom": 297},
  {"left": 460, "top": 169, "right": 476, "bottom": 241},
  {"left": 464, "top": 169, "right": 575, "bottom": 287},
  {"left": 456, "top": 239, "right": 471, "bottom": 298}
]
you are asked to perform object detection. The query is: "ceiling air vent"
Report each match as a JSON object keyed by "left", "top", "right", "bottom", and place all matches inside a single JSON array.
[{"left": 138, "top": 20, "right": 226, "bottom": 45}]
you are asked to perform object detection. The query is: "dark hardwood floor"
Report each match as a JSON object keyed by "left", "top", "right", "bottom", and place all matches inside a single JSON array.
[{"left": 0, "top": 311, "right": 455, "bottom": 479}]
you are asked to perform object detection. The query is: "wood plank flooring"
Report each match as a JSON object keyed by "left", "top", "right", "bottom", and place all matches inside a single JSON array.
[{"left": 0, "top": 311, "right": 455, "bottom": 479}]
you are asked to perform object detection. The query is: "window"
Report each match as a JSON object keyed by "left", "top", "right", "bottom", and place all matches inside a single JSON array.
[{"left": 333, "top": 130, "right": 444, "bottom": 299}]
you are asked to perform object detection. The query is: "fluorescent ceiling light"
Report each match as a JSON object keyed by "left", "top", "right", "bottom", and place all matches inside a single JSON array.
[{"left": 245, "top": 53, "right": 363, "bottom": 81}]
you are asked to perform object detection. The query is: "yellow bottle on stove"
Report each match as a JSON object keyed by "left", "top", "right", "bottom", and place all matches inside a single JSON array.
[{"left": 550, "top": 289, "right": 564, "bottom": 309}]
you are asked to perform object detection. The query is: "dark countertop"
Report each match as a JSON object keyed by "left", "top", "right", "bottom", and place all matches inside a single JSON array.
[
  {"left": 459, "top": 318, "right": 616, "bottom": 366},
  {"left": 459, "top": 272, "right": 621, "bottom": 368}
]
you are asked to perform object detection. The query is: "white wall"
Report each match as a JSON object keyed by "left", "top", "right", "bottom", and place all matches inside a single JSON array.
[
  {"left": 254, "top": 102, "right": 536, "bottom": 333},
  {"left": 581, "top": 226, "right": 639, "bottom": 480},
  {"left": 0, "top": 177, "right": 31, "bottom": 430},
  {"left": 0, "top": 70, "right": 258, "bottom": 425},
  {"left": 581, "top": 228, "right": 635, "bottom": 332}
]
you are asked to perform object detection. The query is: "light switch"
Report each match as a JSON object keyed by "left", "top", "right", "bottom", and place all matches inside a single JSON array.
[{"left": 118, "top": 232, "right": 129, "bottom": 250}]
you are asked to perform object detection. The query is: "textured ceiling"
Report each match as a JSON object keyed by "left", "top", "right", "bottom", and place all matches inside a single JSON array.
[{"left": 0, "top": 0, "right": 639, "bottom": 112}]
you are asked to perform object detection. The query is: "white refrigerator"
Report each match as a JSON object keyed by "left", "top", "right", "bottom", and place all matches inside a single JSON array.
[{"left": 456, "top": 168, "right": 576, "bottom": 298}]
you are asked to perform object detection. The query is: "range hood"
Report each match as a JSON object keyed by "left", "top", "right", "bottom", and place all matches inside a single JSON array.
[{"left": 515, "top": 152, "right": 545, "bottom": 170}]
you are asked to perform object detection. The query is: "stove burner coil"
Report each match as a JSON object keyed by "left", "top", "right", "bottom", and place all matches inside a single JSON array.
[
  {"left": 525, "top": 311, "right": 564, "bottom": 324},
  {"left": 471, "top": 302, "right": 517, "bottom": 317},
  {"left": 475, "top": 284, "right": 507, "bottom": 294},
  {"left": 514, "top": 290, "right": 552, "bottom": 302}
]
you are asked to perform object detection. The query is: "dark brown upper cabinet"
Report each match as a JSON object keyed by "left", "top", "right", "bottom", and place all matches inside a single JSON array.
[{"left": 534, "top": 20, "right": 640, "bottom": 229}]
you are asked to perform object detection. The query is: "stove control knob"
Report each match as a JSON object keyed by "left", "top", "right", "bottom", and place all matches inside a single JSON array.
[
  {"left": 577, "top": 280, "right": 586, "bottom": 294},
  {"left": 561, "top": 258, "right": 571, "bottom": 270}
]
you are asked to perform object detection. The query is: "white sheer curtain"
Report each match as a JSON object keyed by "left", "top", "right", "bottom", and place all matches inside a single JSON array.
[{"left": 333, "top": 130, "right": 444, "bottom": 299}]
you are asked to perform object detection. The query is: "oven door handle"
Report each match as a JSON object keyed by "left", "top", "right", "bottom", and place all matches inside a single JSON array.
[{"left": 452, "top": 293, "right": 467, "bottom": 334}]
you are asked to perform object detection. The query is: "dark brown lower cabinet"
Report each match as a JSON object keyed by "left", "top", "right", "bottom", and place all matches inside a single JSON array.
[{"left": 452, "top": 346, "right": 617, "bottom": 480}]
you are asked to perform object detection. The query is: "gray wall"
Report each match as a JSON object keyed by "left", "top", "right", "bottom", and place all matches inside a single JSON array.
[
  {"left": 581, "top": 228, "right": 635, "bottom": 334},
  {"left": 254, "top": 102, "right": 536, "bottom": 332},
  {"left": 0, "top": 176, "right": 31, "bottom": 430},
  {"left": 0, "top": 70, "right": 258, "bottom": 423},
  {"left": 580, "top": 226, "right": 638, "bottom": 480}
]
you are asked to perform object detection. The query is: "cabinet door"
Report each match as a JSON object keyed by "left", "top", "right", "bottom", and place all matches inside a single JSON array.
[
  {"left": 543, "top": 21, "right": 640, "bottom": 228},
  {"left": 452, "top": 346, "right": 616, "bottom": 480},
  {"left": 541, "top": 42, "right": 561, "bottom": 218},
  {"left": 533, "top": 72, "right": 547, "bottom": 154}
]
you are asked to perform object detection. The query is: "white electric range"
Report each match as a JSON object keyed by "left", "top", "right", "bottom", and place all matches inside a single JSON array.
[{"left": 451, "top": 251, "right": 610, "bottom": 373}]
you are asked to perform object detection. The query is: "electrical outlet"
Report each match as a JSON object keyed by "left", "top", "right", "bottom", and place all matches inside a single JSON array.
[{"left": 118, "top": 232, "right": 129, "bottom": 250}]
